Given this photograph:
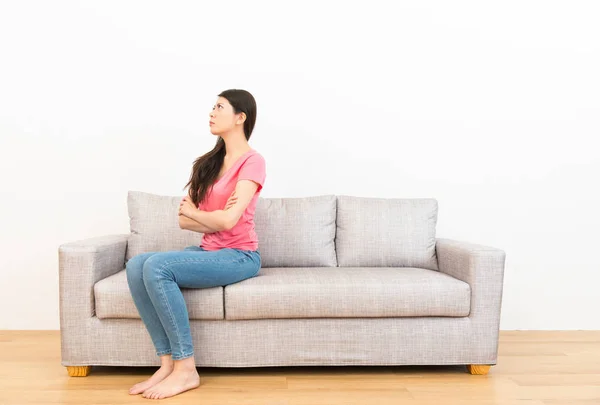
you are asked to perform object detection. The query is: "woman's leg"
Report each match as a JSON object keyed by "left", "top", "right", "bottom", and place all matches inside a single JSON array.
[
  {"left": 125, "top": 251, "right": 176, "bottom": 395},
  {"left": 142, "top": 247, "right": 260, "bottom": 360},
  {"left": 140, "top": 247, "right": 261, "bottom": 399},
  {"left": 125, "top": 252, "right": 173, "bottom": 357}
]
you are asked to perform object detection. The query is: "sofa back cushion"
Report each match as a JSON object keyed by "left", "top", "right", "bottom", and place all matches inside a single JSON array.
[
  {"left": 254, "top": 195, "right": 337, "bottom": 267},
  {"left": 126, "top": 191, "right": 201, "bottom": 261},
  {"left": 126, "top": 191, "right": 338, "bottom": 267},
  {"left": 335, "top": 195, "right": 439, "bottom": 270}
]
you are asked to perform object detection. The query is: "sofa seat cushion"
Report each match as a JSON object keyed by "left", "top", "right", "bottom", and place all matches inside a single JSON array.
[
  {"left": 94, "top": 270, "right": 224, "bottom": 320},
  {"left": 224, "top": 267, "right": 471, "bottom": 320}
]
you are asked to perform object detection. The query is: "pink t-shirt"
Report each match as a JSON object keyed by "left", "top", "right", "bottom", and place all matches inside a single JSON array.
[{"left": 197, "top": 149, "right": 266, "bottom": 251}]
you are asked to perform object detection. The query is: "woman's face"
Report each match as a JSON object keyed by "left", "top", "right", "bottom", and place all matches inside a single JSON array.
[{"left": 209, "top": 97, "right": 244, "bottom": 136}]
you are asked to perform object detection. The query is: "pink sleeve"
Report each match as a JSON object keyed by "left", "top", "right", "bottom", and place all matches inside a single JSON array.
[{"left": 238, "top": 154, "right": 266, "bottom": 192}]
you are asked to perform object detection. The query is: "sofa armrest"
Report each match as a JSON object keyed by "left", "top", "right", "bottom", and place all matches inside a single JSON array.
[
  {"left": 435, "top": 238, "right": 506, "bottom": 363},
  {"left": 58, "top": 234, "right": 129, "bottom": 320},
  {"left": 436, "top": 238, "right": 506, "bottom": 319}
]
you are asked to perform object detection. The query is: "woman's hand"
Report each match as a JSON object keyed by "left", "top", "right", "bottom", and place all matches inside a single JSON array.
[
  {"left": 179, "top": 195, "right": 197, "bottom": 218},
  {"left": 224, "top": 190, "right": 238, "bottom": 210}
]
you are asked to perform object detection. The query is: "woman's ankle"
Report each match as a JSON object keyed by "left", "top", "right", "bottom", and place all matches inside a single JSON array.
[
  {"left": 173, "top": 356, "right": 196, "bottom": 372},
  {"left": 159, "top": 354, "right": 174, "bottom": 369}
]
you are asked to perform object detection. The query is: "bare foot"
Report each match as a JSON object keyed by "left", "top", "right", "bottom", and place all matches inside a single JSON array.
[
  {"left": 142, "top": 368, "right": 200, "bottom": 399},
  {"left": 129, "top": 364, "right": 174, "bottom": 395}
]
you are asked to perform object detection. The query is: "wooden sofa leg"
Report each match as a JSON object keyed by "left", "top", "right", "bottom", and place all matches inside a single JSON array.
[
  {"left": 66, "top": 366, "right": 92, "bottom": 377},
  {"left": 466, "top": 365, "right": 491, "bottom": 375}
]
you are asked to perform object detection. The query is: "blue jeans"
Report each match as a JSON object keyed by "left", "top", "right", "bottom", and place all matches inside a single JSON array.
[{"left": 125, "top": 245, "right": 261, "bottom": 360}]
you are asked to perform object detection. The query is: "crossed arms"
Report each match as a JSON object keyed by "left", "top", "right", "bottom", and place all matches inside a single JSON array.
[{"left": 179, "top": 179, "right": 260, "bottom": 234}]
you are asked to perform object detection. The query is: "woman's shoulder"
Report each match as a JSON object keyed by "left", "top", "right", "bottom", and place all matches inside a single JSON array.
[
  {"left": 248, "top": 148, "right": 263, "bottom": 157},
  {"left": 245, "top": 149, "right": 266, "bottom": 163}
]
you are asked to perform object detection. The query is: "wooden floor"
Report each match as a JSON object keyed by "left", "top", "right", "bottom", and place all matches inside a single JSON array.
[{"left": 0, "top": 331, "right": 599, "bottom": 405}]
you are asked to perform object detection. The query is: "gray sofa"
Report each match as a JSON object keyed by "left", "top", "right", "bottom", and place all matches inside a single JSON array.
[{"left": 58, "top": 191, "right": 506, "bottom": 377}]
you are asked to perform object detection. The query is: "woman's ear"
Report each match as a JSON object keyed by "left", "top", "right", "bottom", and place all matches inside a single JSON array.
[{"left": 237, "top": 113, "right": 246, "bottom": 125}]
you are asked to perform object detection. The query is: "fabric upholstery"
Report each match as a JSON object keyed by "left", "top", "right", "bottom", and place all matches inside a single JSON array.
[
  {"left": 93, "top": 267, "right": 470, "bottom": 320},
  {"left": 253, "top": 195, "right": 337, "bottom": 267},
  {"left": 335, "top": 196, "right": 439, "bottom": 270},
  {"left": 436, "top": 238, "right": 506, "bottom": 363},
  {"left": 94, "top": 270, "right": 224, "bottom": 320},
  {"left": 126, "top": 191, "right": 338, "bottom": 267},
  {"left": 224, "top": 267, "right": 470, "bottom": 320},
  {"left": 126, "top": 191, "right": 201, "bottom": 261},
  {"left": 58, "top": 195, "right": 507, "bottom": 369},
  {"left": 61, "top": 316, "right": 493, "bottom": 368}
]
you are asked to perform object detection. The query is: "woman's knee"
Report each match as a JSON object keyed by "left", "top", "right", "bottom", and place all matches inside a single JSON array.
[
  {"left": 142, "top": 254, "right": 172, "bottom": 284},
  {"left": 127, "top": 253, "right": 158, "bottom": 282},
  {"left": 126, "top": 255, "right": 144, "bottom": 281}
]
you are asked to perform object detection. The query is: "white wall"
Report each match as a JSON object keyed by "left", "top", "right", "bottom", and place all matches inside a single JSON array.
[{"left": 1, "top": 1, "right": 598, "bottom": 330}]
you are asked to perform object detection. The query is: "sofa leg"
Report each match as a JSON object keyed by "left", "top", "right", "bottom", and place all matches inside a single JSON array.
[
  {"left": 466, "top": 364, "right": 491, "bottom": 375},
  {"left": 66, "top": 366, "right": 92, "bottom": 377}
]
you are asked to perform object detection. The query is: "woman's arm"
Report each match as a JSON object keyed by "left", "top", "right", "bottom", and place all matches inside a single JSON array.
[
  {"left": 178, "top": 214, "right": 219, "bottom": 234},
  {"left": 179, "top": 191, "right": 237, "bottom": 234},
  {"left": 186, "top": 209, "right": 229, "bottom": 232}
]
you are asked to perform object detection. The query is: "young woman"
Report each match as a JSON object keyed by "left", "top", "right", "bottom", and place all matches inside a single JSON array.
[{"left": 125, "top": 89, "right": 266, "bottom": 399}]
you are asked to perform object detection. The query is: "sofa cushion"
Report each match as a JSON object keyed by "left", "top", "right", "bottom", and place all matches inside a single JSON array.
[
  {"left": 223, "top": 267, "right": 470, "bottom": 320},
  {"left": 93, "top": 269, "right": 224, "bottom": 320},
  {"left": 335, "top": 196, "right": 439, "bottom": 270},
  {"left": 126, "top": 190, "right": 202, "bottom": 261},
  {"left": 126, "top": 191, "right": 337, "bottom": 267},
  {"left": 255, "top": 195, "right": 337, "bottom": 267}
]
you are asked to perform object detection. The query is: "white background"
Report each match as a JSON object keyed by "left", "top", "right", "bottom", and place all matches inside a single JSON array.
[{"left": 1, "top": 1, "right": 598, "bottom": 330}]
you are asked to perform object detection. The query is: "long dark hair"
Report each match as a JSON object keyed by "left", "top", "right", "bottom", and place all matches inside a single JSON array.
[{"left": 184, "top": 89, "right": 257, "bottom": 207}]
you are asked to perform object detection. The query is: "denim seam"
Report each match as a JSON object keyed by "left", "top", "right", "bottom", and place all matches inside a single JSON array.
[
  {"left": 158, "top": 255, "right": 251, "bottom": 268},
  {"left": 172, "top": 351, "right": 194, "bottom": 360},
  {"left": 155, "top": 268, "right": 185, "bottom": 361}
]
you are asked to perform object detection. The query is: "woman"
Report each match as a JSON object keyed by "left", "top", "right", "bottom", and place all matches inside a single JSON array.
[{"left": 125, "top": 89, "right": 266, "bottom": 400}]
